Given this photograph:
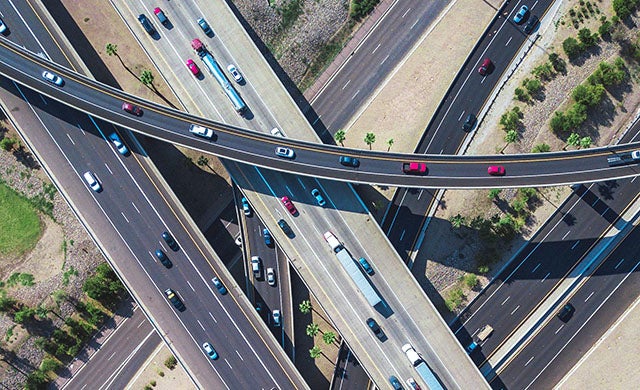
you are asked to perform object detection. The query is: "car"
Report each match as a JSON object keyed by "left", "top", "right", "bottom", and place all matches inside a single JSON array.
[
  {"left": 186, "top": 59, "right": 200, "bottom": 76},
  {"left": 189, "top": 124, "right": 214, "bottom": 139},
  {"left": 197, "top": 17, "right": 212, "bottom": 34},
  {"left": 108, "top": 132, "right": 129, "bottom": 156},
  {"left": 513, "top": 5, "right": 529, "bottom": 24},
  {"left": 162, "top": 231, "right": 179, "bottom": 251},
  {"left": 266, "top": 268, "right": 276, "bottom": 286},
  {"left": 202, "top": 342, "right": 218, "bottom": 359},
  {"left": 122, "top": 102, "right": 143, "bottom": 116},
  {"left": 277, "top": 219, "right": 293, "bottom": 236},
  {"left": 557, "top": 303, "right": 575, "bottom": 322},
  {"left": 311, "top": 188, "right": 326, "bottom": 206},
  {"left": 241, "top": 197, "right": 251, "bottom": 216},
  {"left": 153, "top": 7, "right": 168, "bottom": 25},
  {"left": 405, "top": 377, "right": 422, "bottom": 390},
  {"left": 339, "top": 155, "right": 360, "bottom": 167},
  {"left": 462, "top": 113, "right": 476, "bottom": 132},
  {"left": 366, "top": 318, "right": 386, "bottom": 341},
  {"left": 263, "top": 228, "right": 273, "bottom": 246},
  {"left": 272, "top": 309, "right": 281, "bottom": 327},
  {"left": 42, "top": 70, "right": 64, "bottom": 86},
  {"left": 524, "top": 14, "right": 539, "bottom": 34},
  {"left": 235, "top": 234, "right": 242, "bottom": 246},
  {"left": 358, "top": 257, "right": 374, "bottom": 275},
  {"left": 155, "top": 249, "right": 172, "bottom": 268},
  {"left": 275, "top": 146, "right": 295, "bottom": 159},
  {"left": 83, "top": 171, "right": 102, "bottom": 192},
  {"left": 0, "top": 17, "right": 8, "bottom": 34},
  {"left": 270, "top": 127, "right": 284, "bottom": 137},
  {"left": 478, "top": 58, "right": 492, "bottom": 76},
  {"left": 280, "top": 196, "right": 297, "bottom": 215},
  {"left": 487, "top": 165, "right": 506, "bottom": 176},
  {"left": 138, "top": 14, "right": 156, "bottom": 35},
  {"left": 388, "top": 375, "right": 403, "bottom": 390},
  {"left": 251, "top": 256, "right": 262, "bottom": 277},
  {"left": 164, "top": 288, "right": 185, "bottom": 311},
  {"left": 227, "top": 64, "right": 243, "bottom": 83},
  {"left": 211, "top": 276, "right": 227, "bottom": 295}
]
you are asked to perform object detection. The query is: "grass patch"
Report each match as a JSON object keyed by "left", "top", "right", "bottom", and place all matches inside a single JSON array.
[
  {"left": 0, "top": 182, "right": 42, "bottom": 256},
  {"left": 6, "top": 272, "right": 35, "bottom": 287},
  {"left": 5, "top": 325, "right": 15, "bottom": 341},
  {"left": 278, "top": 0, "right": 304, "bottom": 32}
]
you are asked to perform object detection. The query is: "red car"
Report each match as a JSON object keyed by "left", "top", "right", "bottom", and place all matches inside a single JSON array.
[
  {"left": 122, "top": 102, "right": 143, "bottom": 116},
  {"left": 280, "top": 196, "right": 297, "bottom": 215},
  {"left": 478, "top": 58, "right": 492, "bottom": 76},
  {"left": 186, "top": 59, "right": 200, "bottom": 75},
  {"left": 488, "top": 165, "right": 506, "bottom": 176}
]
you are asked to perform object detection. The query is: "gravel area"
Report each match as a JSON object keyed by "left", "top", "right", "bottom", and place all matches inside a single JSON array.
[{"left": 231, "top": 0, "right": 350, "bottom": 84}]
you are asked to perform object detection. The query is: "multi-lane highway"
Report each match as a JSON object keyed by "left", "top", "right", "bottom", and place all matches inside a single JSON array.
[{"left": 1, "top": 37, "right": 640, "bottom": 188}]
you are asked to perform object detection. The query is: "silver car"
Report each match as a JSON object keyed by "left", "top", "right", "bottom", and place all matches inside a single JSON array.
[
  {"left": 42, "top": 70, "right": 64, "bottom": 86},
  {"left": 275, "top": 146, "right": 295, "bottom": 159},
  {"left": 83, "top": 171, "right": 101, "bottom": 192},
  {"left": 266, "top": 268, "right": 276, "bottom": 286},
  {"left": 227, "top": 64, "right": 243, "bottom": 83}
]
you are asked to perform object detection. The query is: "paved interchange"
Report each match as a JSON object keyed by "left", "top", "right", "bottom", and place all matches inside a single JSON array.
[{"left": 1, "top": 0, "right": 635, "bottom": 390}]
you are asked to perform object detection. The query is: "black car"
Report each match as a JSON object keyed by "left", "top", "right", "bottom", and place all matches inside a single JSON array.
[
  {"left": 366, "top": 318, "right": 386, "bottom": 341},
  {"left": 162, "top": 231, "right": 179, "bottom": 251},
  {"left": 138, "top": 14, "right": 156, "bottom": 35},
  {"left": 556, "top": 303, "right": 574, "bottom": 322},
  {"left": 164, "top": 288, "right": 185, "bottom": 311},
  {"left": 462, "top": 113, "right": 476, "bottom": 132},
  {"left": 277, "top": 219, "right": 293, "bottom": 236},
  {"left": 155, "top": 249, "right": 172, "bottom": 268},
  {"left": 339, "top": 156, "right": 360, "bottom": 168},
  {"left": 524, "top": 15, "right": 539, "bottom": 34}
]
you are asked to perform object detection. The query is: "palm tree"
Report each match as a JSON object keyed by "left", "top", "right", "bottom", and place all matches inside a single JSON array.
[
  {"left": 322, "top": 331, "right": 336, "bottom": 345},
  {"left": 306, "top": 323, "right": 320, "bottom": 338},
  {"left": 140, "top": 70, "right": 155, "bottom": 89},
  {"left": 309, "top": 346, "right": 322, "bottom": 359},
  {"left": 299, "top": 300, "right": 311, "bottom": 315},
  {"left": 386, "top": 138, "right": 394, "bottom": 152},
  {"left": 334, "top": 130, "right": 346, "bottom": 146},
  {"left": 106, "top": 43, "right": 120, "bottom": 63},
  {"left": 364, "top": 133, "right": 376, "bottom": 149},
  {"left": 449, "top": 214, "right": 465, "bottom": 229},
  {"left": 501, "top": 130, "right": 518, "bottom": 153}
]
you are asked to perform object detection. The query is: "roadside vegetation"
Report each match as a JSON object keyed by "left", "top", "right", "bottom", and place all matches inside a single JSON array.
[{"left": 0, "top": 182, "right": 42, "bottom": 256}]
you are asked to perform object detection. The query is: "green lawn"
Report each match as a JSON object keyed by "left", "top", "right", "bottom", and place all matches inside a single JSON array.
[{"left": 0, "top": 183, "right": 42, "bottom": 256}]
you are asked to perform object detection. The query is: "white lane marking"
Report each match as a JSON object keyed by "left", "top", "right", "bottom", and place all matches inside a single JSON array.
[
  {"left": 209, "top": 312, "right": 217, "bottom": 323},
  {"left": 296, "top": 177, "right": 307, "bottom": 191},
  {"left": 77, "top": 123, "right": 86, "bottom": 136},
  {"left": 104, "top": 163, "right": 113, "bottom": 175},
  {"left": 100, "top": 329, "right": 157, "bottom": 390},
  {"left": 66, "top": 133, "right": 75, "bottom": 145},
  {"left": 458, "top": 111, "right": 465, "bottom": 120},
  {"left": 372, "top": 43, "right": 381, "bottom": 54},
  {"left": 505, "top": 36, "right": 513, "bottom": 46},
  {"left": 235, "top": 350, "right": 244, "bottom": 361},
  {"left": 532, "top": 0, "right": 539, "bottom": 10},
  {"left": 591, "top": 198, "right": 599, "bottom": 207},
  {"left": 342, "top": 79, "right": 351, "bottom": 90},
  {"left": 531, "top": 263, "right": 541, "bottom": 273},
  {"left": 571, "top": 240, "right": 580, "bottom": 250},
  {"left": 411, "top": 18, "right": 419, "bottom": 29},
  {"left": 614, "top": 258, "right": 624, "bottom": 269},
  {"left": 187, "top": 280, "right": 195, "bottom": 292},
  {"left": 417, "top": 189, "right": 424, "bottom": 200},
  {"left": 39, "top": 94, "right": 47, "bottom": 105},
  {"left": 511, "top": 305, "right": 520, "bottom": 315},
  {"left": 541, "top": 272, "right": 550, "bottom": 283},
  {"left": 121, "top": 212, "right": 129, "bottom": 224},
  {"left": 380, "top": 55, "right": 389, "bottom": 65},
  {"left": 601, "top": 207, "right": 610, "bottom": 216},
  {"left": 584, "top": 291, "right": 594, "bottom": 302},
  {"left": 399, "top": 230, "right": 406, "bottom": 241},
  {"left": 524, "top": 356, "right": 535, "bottom": 367},
  {"left": 107, "top": 352, "right": 116, "bottom": 361},
  {"left": 501, "top": 296, "right": 510, "bottom": 306},
  {"left": 351, "top": 90, "right": 360, "bottom": 100},
  {"left": 632, "top": 176, "right": 637, "bottom": 183},
  {"left": 554, "top": 325, "right": 564, "bottom": 335},
  {"left": 197, "top": 320, "right": 206, "bottom": 331},
  {"left": 136, "top": 320, "right": 145, "bottom": 329},
  {"left": 131, "top": 202, "right": 140, "bottom": 214},
  {"left": 225, "top": 359, "right": 232, "bottom": 369},
  {"left": 402, "top": 8, "right": 411, "bottom": 18},
  {"left": 562, "top": 230, "right": 571, "bottom": 240}
]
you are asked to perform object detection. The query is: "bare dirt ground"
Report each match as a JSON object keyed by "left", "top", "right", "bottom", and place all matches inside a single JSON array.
[{"left": 127, "top": 344, "right": 192, "bottom": 390}]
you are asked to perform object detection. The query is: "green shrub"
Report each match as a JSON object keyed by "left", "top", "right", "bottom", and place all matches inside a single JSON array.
[
  {"left": 164, "top": 355, "right": 177, "bottom": 370},
  {"left": 525, "top": 78, "right": 543, "bottom": 95},
  {"left": 598, "top": 20, "right": 612, "bottom": 37},
  {"left": 572, "top": 83, "right": 605, "bottom": 107},
  {"left": 350, "top": 0, "right": 380, "bottom": 21},
  {"left": 445, "top": 287, "right": 465, "bottom": 311},
  {"left": 532, "top": 63, "right": 553, "bottom": 81},
  {"left": 514, "top": 87, "right": 529, "bottom": 102},
  {"left": 563, "top": 37, "right": 582, "bottom": 58},
  {"left": 531, "top": 143, "right": 551, "bottom": 153},
  {"left": 0, "top": 137, "right": 17, "bottom": 151},
  {"left": 462, "top": 274, "right": 478, "bottom": 289},
  {"left": 549, "top": 53, "right": 567, "bottom": 73},
  {"left": 40, "top": 357, "right": 62, "bottom": 372},
  {"left": 612, "top": 0, "right": 637, "bottom": 19}
]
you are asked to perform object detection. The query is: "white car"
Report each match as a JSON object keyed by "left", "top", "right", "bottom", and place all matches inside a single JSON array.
[
  {"left": 0, "top": 17, "right": 7, "bottom": 34},
  {"left": 266, "top": 268, "right": 276, "bottom": 286},
  {"left": 42, "top": 70, "right": 64, "bottom": 86},
  {"left": 270, "top": 127, "right": 284, "bottom": 137},
  {"left": 189, "top": 124, "right": 214, "bottom": 139},
  {"left": 227, "top": 64, "right": 243, "bottom": 83},
  {"left": 83, "top": 171, "right": 102, "bottom": 192},
  {"left": 275, "top": 146, "right": 295, "bottom": 159},
  {"left": 272, "top": 309, "right": 281, "bottom": 327}
]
